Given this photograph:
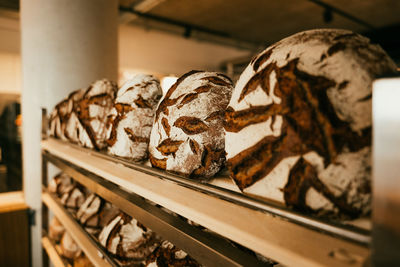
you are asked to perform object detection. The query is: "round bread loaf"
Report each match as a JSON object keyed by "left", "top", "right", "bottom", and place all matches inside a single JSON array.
[
  {"left": 75, "top": 79, "right": 118, "bottom": 150},
  {"left": 48, "top": 172, "right": 74, "bottom": 197},
  {"left": 145, "top": 240, "right": 200, "bottom": 267},
  {"left": 224, "top": 29, "right": 397, "bottom": 218},
  {"left": 99, "top": 213, "right": 160, "bottom": 265},
  {"left": 149, "top": 71, "right": 233, "bottom": 178},
  {"left": 107, "top": 74, "right": 162, "bottom": 161},
  {"left": 49, "top": 88, "right": 85, "bottom": 141},
  {"left": 49, "top": 217, "right": 65, "bottom": 243},
  {"left": 49, "top": 99, "right": 69, "bottom": 140},
  {"left": 60, "top": 232, "right": 82, "bottom": 260},
  {"left": 76, "top": 194, "right": 119, "bottom": 235},
  {"left": 73, "top": 255, "right": 94, "bottom": 267},
  {"left": 60, "top": 185, "right": 86, "bottom": 213},
  {"left": 64, "top": 88, "right": 87, "bottom": 143}
]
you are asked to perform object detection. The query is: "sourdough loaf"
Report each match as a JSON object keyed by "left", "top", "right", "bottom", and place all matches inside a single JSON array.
[
  {"left": 107, "top": 74, "right": 162, "bottom": 161},
  {"left": 60, "top": 231, "right": 82, "bottom": 260},
  {"left": 76, "top": 194, "right": 119, "bottom": 235},
  {"left": 145, "top": 240, "right": 200, "bottom": 267},
  {"left": 49, "top": 98, "right": 69, "bottom": 140},
  {"left": 49, "top": 217, "right": 65, "bottom": 243},
  {"left": 75, "top": 79, "right": 118, "bottom": 150},
  {"left": 48, "top": 172, "right": 74, "bottom": 197},
  {"left": 149, "top": 71, "right": 233, "bottom": 178},
  {"left": 49, "top": 88, "right": 85, "bottom": 141},
  {"left": 99, "top": 213, "right": 160, "bottom": 265},
  {"left": 224, "top": 29, "right": 397, "bottom": 217}
]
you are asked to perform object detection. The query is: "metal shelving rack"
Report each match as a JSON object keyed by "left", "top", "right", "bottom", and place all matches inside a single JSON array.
[{"left": 41, "top": 138, "right": 371, "bottom": 267}]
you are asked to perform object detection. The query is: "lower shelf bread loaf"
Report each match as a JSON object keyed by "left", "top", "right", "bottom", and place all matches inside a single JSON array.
[
  {"left": 76, "top": 193, "right": 120, "bottom": 236},
  {"left": 60, "top": 231, "right": 82, "bottom": 260},
  {"left": 49, "top": 217, "right": 65, "bottom": 243},
  {"left": 145, "top": 240, "right": 200, "bottom": 267},
  {"left": 98, "top": 212, "right": 161, "bottom": 266}
]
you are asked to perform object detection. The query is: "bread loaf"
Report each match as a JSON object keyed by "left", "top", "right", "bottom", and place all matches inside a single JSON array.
[
  {"left": 224, "top": 29, "right": 397, "bottom": 217},
  {"left": 60, "top": 232, "right": 82, "bottom": 260},
  {"left": 73, "top": 255, "right": 94, "bottom": 267},
  {"left": 63, "top": 88, "right": 87, "bottom": 143},
  {"left": 49, "top": 99, "right": 69, "bottom": 140},
  {"left": 60, "top": 185, "right": 86, "bottom": 213},
  {"left": 76, "top": 194, "right": 119, "bottom": 235},
  {"left": 145, "top": 240, "right": 200, "bottom": 267},
  {"left": 49, "top": 88, "right": 85, "bottom": 141},
  {"left": 75, "top": 79, "right": 118, "bottom": 150},
  {"left": 149, "top": 71, "right": 233, "bottom": 178},
  {"left": 48, "top": 172, "right": 74, "bottom": 197},
  {"left": 49, "top": 217, "right": 65, "bottom": 243},
  {"left": 99, "top": 213, "right": 160, "bottom": 265},
  {"left": 107, "top": 74, "right": 162, "bottom": 161}
]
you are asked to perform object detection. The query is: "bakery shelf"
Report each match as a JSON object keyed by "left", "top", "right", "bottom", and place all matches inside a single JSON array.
[
  {"left": 42, "top": 138, "right": 371, "bottom": 267},
  {"left": 42, "top": 148, "right": 269, "bottom": 267},
  {"left": 41, "top": 236, "right": 67, "bottom": 267},
  {"left": 42, "top": 190, "right": 117, "bottom": 267}
]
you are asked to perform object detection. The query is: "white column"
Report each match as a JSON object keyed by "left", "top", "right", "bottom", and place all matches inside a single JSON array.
[{"left": 20, "top": 1, "right": 118, "bottom": 266}]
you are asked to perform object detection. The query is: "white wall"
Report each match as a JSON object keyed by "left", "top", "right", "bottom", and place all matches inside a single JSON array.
[
  {"left": 0, "top": 14, "right": 249, "bottom": 97},
  {"left": 0, "top": 53, "right": 21, "bottom": 94},
  {"left": 0, "top": 15, "right": 20, "bottom": 94},
  {"left": 119, "top": 24, "right": 249, "bottom": 76}
]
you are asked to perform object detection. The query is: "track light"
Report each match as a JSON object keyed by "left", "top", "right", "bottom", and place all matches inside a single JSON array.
[{"left": 323, "top": 7, "right": 333, "bottom": 23}]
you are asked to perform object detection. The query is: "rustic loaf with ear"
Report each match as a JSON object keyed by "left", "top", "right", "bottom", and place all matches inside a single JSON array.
[
  {"left": 99, "top": 213, "right": 160, "bottom": 266},
  {"left": 60, "top": 232, "right": 82, "bottom": 260},
  {"left": 48, "top": 172, "right": 75, "bottom": 197},
  {"left": 49, "top": 217, "right": 65, "bottom": 243},
  {"left": 49, "top": 88, "right": 86, "bottom": 141},
  {"left": 149, "top": 71, "right": 233, "bottom": 178},
  {"left": 75, "top": 79, "right": 118, "bottom": 150},
  {"left": 224, "top": 29, "right": 397, "bottom": 218},
  {"left": 107, "top": 74, "right": 162, "bottom": 161},
  {"left": 49, "top": 98, "right": 69, "bottom": 140},
  {"left": 145, "top": 240, "right": 200, "bottom": 267},
  {"left": 76, "top": 194, "right": 119, "bottom": 235}
]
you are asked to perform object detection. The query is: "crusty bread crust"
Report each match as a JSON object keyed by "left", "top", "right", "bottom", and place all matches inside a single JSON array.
[
  {"left": 149, "top": 71, "right": 233, "bottom": 178},
  {"left": 225, "top": 29, "right": 397, "bottom": 218}
]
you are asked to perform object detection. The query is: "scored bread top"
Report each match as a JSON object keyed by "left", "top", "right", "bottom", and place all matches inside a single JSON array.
[
  {"left": 225, "top": 29, "right": 397, "bottom": 217},
  {"left": 107, "top": 74, "right": 162, "bottom": 161},
  {"left": 75, "top": 79, "right": 118, "bottom": 150},
  {"left": 149, "top": 70, "right": 233, "bottom": 178}
]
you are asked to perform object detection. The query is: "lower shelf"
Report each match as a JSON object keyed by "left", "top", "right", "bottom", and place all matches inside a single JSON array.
[
  {"left": 42, "top": 139, "right": 370, "bottom": 267},
  {"left": 41, "top": 236, "right": 66, "bottom": 267},
  {"left": 42, "top": 191, "right": 117, "bottom": 267}
]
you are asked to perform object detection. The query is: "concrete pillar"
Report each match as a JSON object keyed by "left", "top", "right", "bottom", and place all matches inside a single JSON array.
[{"left": 20, "top": 1, "right": 118, "bottom": 266}]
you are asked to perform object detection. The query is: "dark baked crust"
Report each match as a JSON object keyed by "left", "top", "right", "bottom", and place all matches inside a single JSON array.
[
  {"left": 227, "top": 59, "right": 371, "bottom": 192},
  {"left": 145, "top": 241, "right": 200, "bottom": 267},
  {"left": 106, "top": 75, "right": 162, "bottom": 161},
  {"left": 77, "top": 194, "right": 119, "bottom": 235},
  {"left": 99, "top": 213, "right": 160, "bottom": 263},
  {"left": 149, "top": 71, "right": 233, "bottom": 178},
  {"left": 75, "top": 80, "right": 117, "bottom": 150},
  {"left": 225, "top": 29, "right": 397, "bottom": 217}
]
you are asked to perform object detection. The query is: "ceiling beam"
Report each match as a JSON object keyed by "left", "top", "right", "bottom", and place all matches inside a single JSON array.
[{"left": 307, "top": 0, "right": 375, "bottom": 30}]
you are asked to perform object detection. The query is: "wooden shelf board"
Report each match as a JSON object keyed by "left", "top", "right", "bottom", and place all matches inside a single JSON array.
[
  {"left": 42, "top": 191, "right": 111, "bottom": 267},
  {"left": 41, "top": 236, "right": 66, "bottom": 267},
  {"left": 0, "top": 191, "right": 27, "bottom": 213}
]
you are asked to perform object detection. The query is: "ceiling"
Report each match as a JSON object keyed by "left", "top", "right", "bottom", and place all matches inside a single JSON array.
[
  {"left": 1, "top": 0, "right": 399, "bottom": 58},
  {"left": 120, "top": 0, "right": 400, "bottom": 43}
]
